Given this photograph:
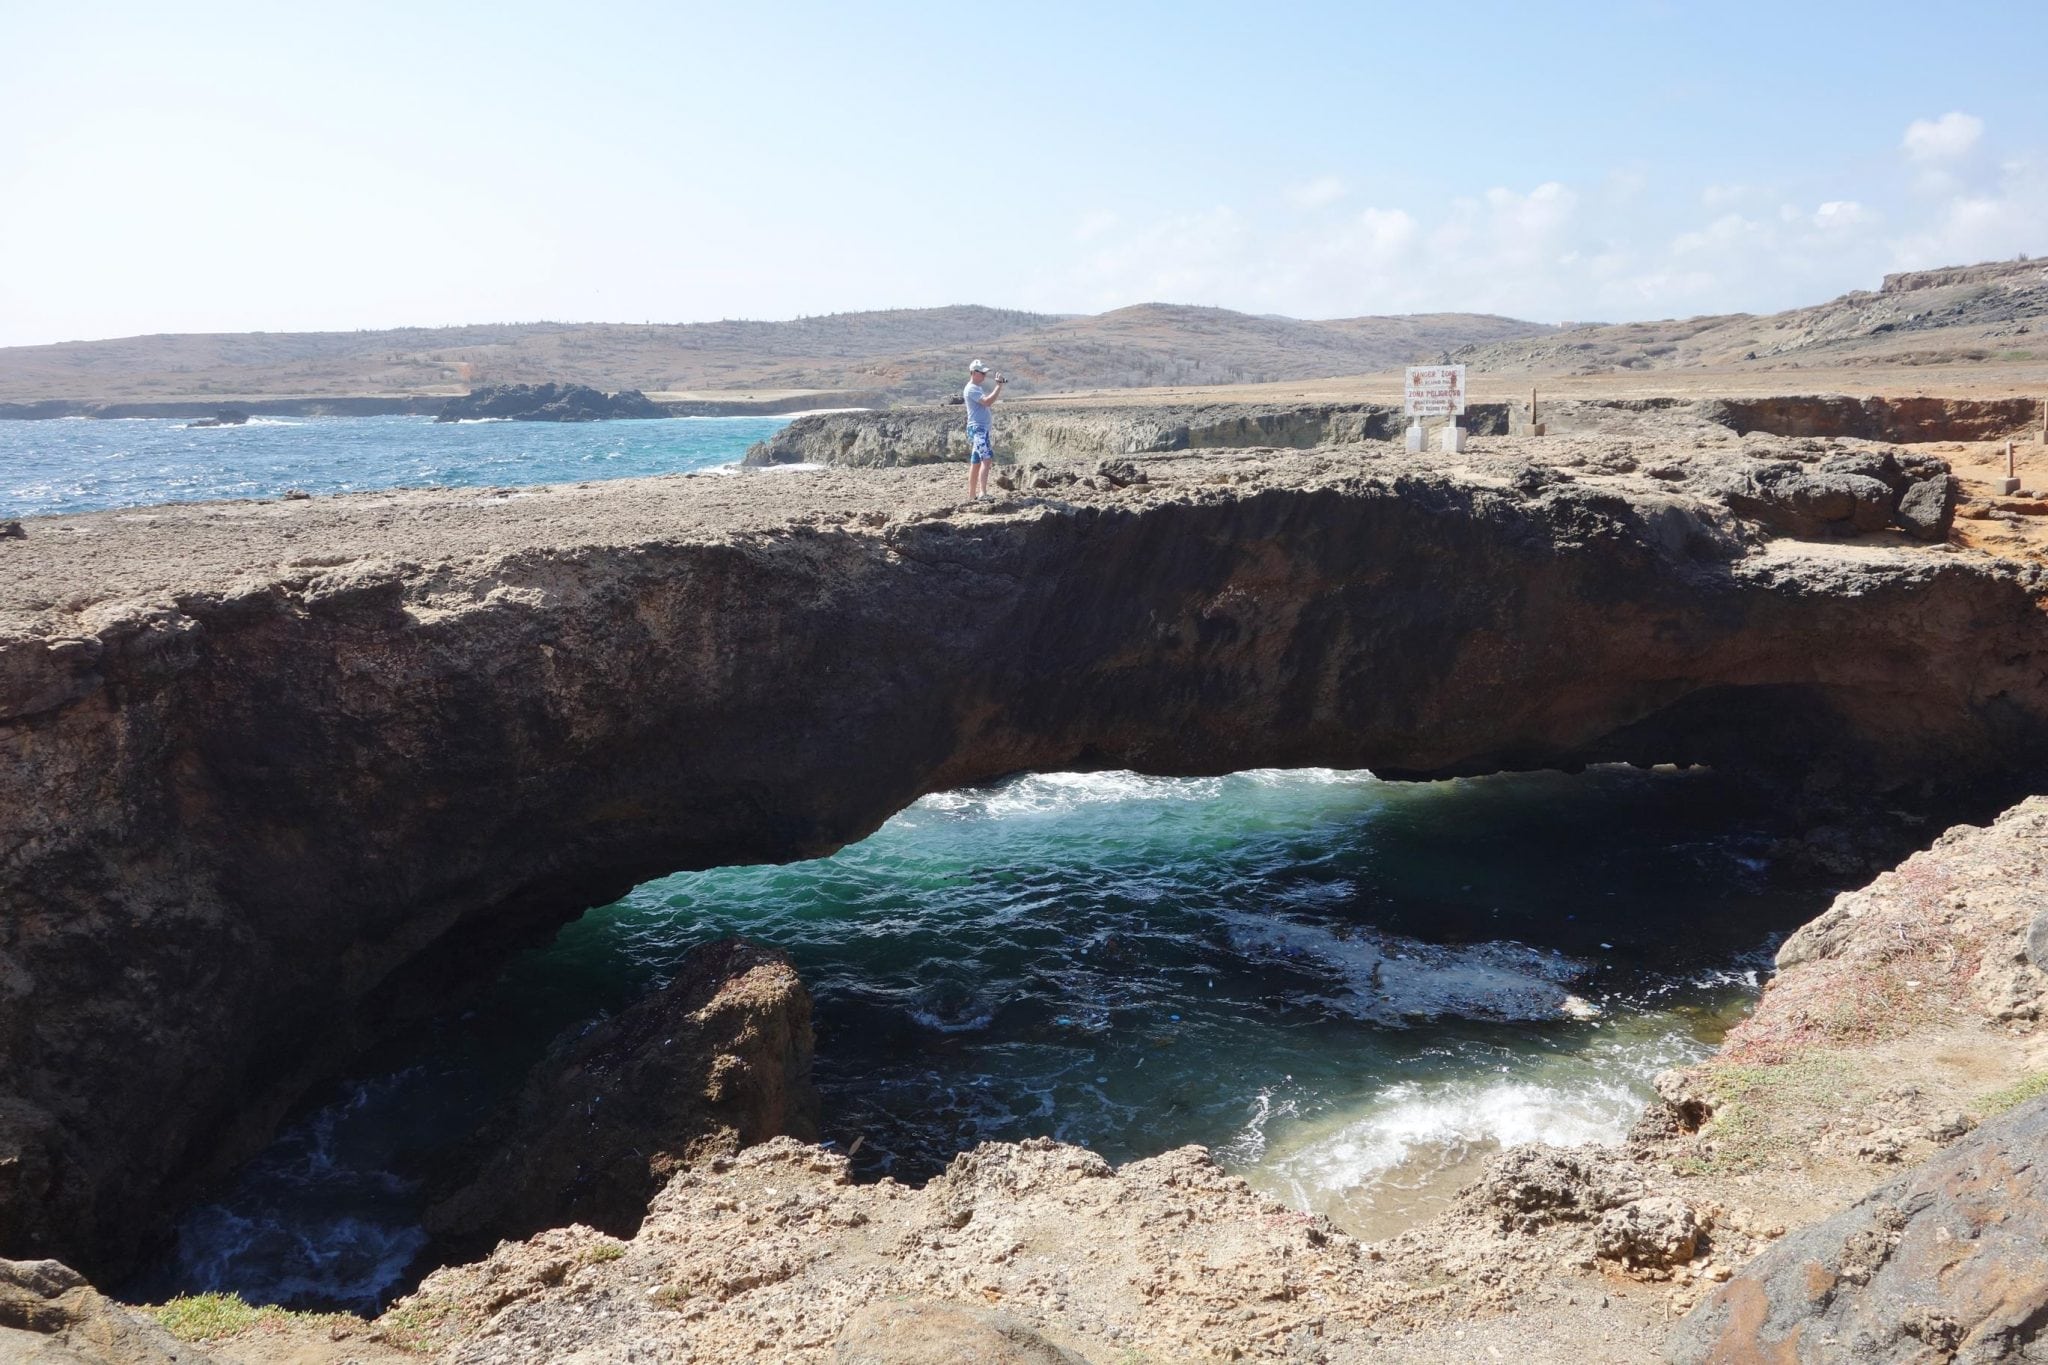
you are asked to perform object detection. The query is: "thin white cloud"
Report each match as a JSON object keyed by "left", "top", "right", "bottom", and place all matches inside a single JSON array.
[
  {"left": 1903, "top": 112, "right": 1983, "bottom": 163},
  {"left": 1287, "top": 175, "right": 1348, "bottom": 210},
  {"left": 1812, "top": 201, "right": 1870, "bottom": 231},
  {"left": 1073, "top": 210, "right": 1120, "bottom": 242},
  {"left": 1891, "top": 152, "right": 2048, "bottom": 269}
]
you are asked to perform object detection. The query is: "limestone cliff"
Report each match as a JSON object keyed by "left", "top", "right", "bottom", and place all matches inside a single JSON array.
[
  {"left": 740, "top": 399, "right": 1511, "bottom": 467},
  {"left": 2, "top": 434, "right": 2047, "bottom": 1283}
]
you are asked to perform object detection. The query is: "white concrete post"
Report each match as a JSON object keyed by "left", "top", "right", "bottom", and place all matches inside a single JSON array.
[{"left": 1406, "top": 419, "right": 1425, "bottom": 452}]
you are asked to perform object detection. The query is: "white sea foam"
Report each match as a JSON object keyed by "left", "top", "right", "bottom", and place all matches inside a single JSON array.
[
  {"left": 1223, "top": 913, "right": 1587, "bottom": 1024},
  {"left": 1261, "top": 1076, "right": 1636, "bottom": 1200},
  {"left": 1241, "top": 1024, "right": 1712, "bottom": 1232},
  {"left": 915, "top": 770, "right": 1227, "bottom": 819}
]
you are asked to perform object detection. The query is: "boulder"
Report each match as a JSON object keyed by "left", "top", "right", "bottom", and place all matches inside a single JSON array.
[
  {"left": 1895, "top": 474, "right": 1959, "bottom": 541},
  {"left": 1093, "top": 458, "right": 1147, "bottom": 488},
  {"left": 1455, "top": 1145, "right": 1645, "bottom": 1234},
  {"left": 1669, "top": 1093, "right": 2048, "bottom": 1364},
  {"left": 0, "top": 1258, "right": 205, "bottom": 1364},
  {"left": 1595, "top": 1196, "right": 1701, "bottom": 1271},
  {"left": 423, "top": 939, "right": 817, "bottom": 1256}
]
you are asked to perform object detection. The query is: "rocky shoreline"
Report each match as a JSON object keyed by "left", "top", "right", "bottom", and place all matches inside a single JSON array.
[
  {"left": 3, "top": 415, "right": 2047, "bottom": 1361},
  {"left": 6, "top": 797, "right": 2042, "bottom": 1363}
]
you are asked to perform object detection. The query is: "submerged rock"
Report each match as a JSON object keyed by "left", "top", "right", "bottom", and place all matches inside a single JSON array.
[{"left": 424, "top": 938, "right": 816, "bottom": 1254}]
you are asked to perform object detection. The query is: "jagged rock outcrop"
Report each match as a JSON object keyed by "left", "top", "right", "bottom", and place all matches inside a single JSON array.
[
  {"left": 433, "top": 383, "right": 666, "bottom": 422},
  {"left": 0, "top": 1258, "right": 206, "bottom": 1363},
  {"left": 424, "top": 939, "right": 817, "bottom": 1257},
  {"left": 742, "top": 400, "right": 1512, "bottom": 467},
  {"left": 4, "top": 438, "right": 2048, "bottom": 1281}
]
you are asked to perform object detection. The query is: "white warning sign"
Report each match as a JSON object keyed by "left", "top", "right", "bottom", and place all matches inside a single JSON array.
[{"left": 1403, "top": 364, "right": 1467, "bottom": 417}]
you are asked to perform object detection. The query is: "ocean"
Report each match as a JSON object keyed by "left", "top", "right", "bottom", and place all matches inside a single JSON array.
[
  {"left": 2, "top": 417, "right": 1823, "bottom": 1313},
  {"left": 129, "top": 766, "right": 1813, "bottom": 1314},
  {"left": 0, "top": 412, "right": 793, "bottom": 517}
]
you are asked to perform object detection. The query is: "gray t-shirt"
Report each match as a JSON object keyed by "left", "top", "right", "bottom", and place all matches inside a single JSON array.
[{"left": 963, "top": 381, "right": 993, "bottom": 432}]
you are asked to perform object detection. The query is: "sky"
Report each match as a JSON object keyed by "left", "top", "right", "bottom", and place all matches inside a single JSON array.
[{"left": 2, "top": 0, "right": 2045, "bottom": 347}]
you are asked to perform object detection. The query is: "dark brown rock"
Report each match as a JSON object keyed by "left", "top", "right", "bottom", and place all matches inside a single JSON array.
[
  {"left": 424, "top": 939, "right": 816, "bottom": 1254},
  {"left": 1896, "top": 474, "right": 1960, "bottom": 541}
]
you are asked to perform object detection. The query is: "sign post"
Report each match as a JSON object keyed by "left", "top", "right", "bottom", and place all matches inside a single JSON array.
[{"left": 1404, "top": 365, "right": 1468, "bottom": 452}]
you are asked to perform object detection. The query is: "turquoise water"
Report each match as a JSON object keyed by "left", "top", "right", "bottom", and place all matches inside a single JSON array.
[
  {"left": 133, "top": 764, "right": 1820, "bottom": 1314},
  {"left": 0, "top": 413, "right": 792, "bottom": 517}
]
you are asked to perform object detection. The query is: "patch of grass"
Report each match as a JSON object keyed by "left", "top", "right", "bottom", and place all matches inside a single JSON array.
[
  {"left": 150, "top": 1292, "right": 265, "bottom": 1342},
  {"left": 582, "top": 1239, "right": 627, "bottom": 1264},
  {"left": 149, "top": 1292, "right": 374, "bottom": 1349},
  {"left": 1980, "top": 1071, "right": 2048, "bottom": 1117},
  {"left": 1690, "top": 1054, "right": 1859, "bottom": 1175}
]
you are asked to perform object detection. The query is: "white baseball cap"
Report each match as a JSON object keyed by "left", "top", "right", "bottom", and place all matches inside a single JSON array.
[{"left": 969, "top": 359, "right": 989, "bottom": 373}]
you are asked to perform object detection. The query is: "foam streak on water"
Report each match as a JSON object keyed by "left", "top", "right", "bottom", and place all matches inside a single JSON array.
[{"left": 135, "top": 764, "right": 1815, "bottom": 1312}]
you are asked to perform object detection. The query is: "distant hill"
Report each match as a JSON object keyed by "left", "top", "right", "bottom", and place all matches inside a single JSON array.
[
  {"left": 5, "top": 258, "right": 2039, "bottom": 409},
  {"left": 0, "top": 305, "right": 1553, "bottom": 406},
  {"left": 1452, "top": 258, "right": 2048, "bottom": 375}
]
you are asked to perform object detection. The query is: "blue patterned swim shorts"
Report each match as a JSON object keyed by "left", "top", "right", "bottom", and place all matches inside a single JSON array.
[{"left": 967, "top": 427, "right": 993, "bottom": 464}]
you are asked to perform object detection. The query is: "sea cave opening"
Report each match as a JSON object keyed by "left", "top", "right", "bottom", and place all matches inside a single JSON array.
[{"left": 124, "top": 761, "right": 1898, "bottom": 1315}]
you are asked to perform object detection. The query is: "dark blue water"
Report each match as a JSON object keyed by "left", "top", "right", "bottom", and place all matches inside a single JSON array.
[
  {"left": 0, "top": 413, "right": 795, "bottom": 517},
  {"left": 133, "top": 764, "right": 1820, "bottom": 1315}
]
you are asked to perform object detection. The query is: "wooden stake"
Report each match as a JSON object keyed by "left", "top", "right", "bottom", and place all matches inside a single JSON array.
[{"left": 2002, "top": 439, "right": 2022, "bottom": 495}]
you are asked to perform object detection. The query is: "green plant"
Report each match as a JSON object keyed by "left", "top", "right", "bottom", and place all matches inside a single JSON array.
[
  {"left": 149, "top": 1292, "right": 264, "bottom": 1342},
  {"left": 1690, "top": 1054, "right": 1858, "bottom": 1174},
  {"left": 1980, "top": 1071, "right": 2048, "bottom": 1117}
]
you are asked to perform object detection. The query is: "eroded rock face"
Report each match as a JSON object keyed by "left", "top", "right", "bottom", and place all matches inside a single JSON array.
[
  {"left": 433, "top": 383, "right": 666, "bottom": 422},
  {"left": 424, "top": 939, "right": 817, "bottom": 1256},
  {"left": 1669, "top": 1095, "right": 2048, "bottom": 1364},
  {"left": 742, "top": 400, "right": 1512, "bottom": 467},
  {"left": 4, "top": 446, "right": 2048, "bottom": 1279}
]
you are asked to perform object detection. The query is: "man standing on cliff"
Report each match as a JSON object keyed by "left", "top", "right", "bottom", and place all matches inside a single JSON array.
[{"left": 964, "top": 359, "right": 1004, "bottom": 498}]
